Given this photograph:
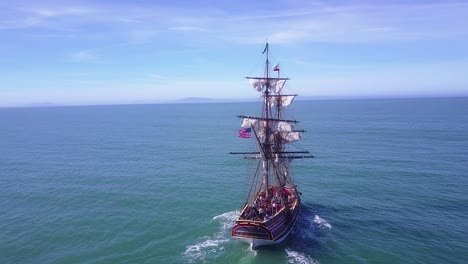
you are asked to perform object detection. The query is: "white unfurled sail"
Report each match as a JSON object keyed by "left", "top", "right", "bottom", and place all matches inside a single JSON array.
[
  {"left": 273, "top": 122, "right": 301, "bottom": 143},
  {"left": 241, "top": 118, "right": 266, "bottom": 129},
  {"left": 249, "top": 79, "right": 267, "bottom": 92},
  {"left": 277, "top": 131, "right": 301, "bottom": 142},
  {"left": 247, "top": 78, "right": 288, "bottom": 93},
  {"left": 275, "top": 121, "right": 293, "bottom": 132},
  {"left": 269, "top": 95, "right": 296, "bottom": 108},
  {"left": 241, "top": 118, "right": 302, "bottom": 143},
  {"left": 241, "top": 118, "right": 267, "bottom": 140},
  {"left": 274, "top": 79, "right": 286, "bottom": 93}
]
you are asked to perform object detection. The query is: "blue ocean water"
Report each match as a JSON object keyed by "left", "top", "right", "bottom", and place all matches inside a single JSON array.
[{"left": 1, "top": 98, "right": 467, "bottom": 263}]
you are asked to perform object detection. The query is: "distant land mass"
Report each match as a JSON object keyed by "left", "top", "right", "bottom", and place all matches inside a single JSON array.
[
  {"left": 171, "top": 96, "right": 359, "bottom": 104},
  {"left": 171, "top": 95, "right": 468, "bottom": 104},
  {"left": 6, "top": 94, "right": 465, "bottom": 108},
  {"left": 172, "top": 97, "right": 254, "bottom": 103},
  {"left": 171, "top": 96, "right": 392, "bottom": 104},
  {"left": 25, "top": 102, "right": 60, "bottom": 107}
]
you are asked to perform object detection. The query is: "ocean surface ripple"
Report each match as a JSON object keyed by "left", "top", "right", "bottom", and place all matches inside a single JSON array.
[{"left": 1, "top": 98, "right": 467, "bottom": 263}]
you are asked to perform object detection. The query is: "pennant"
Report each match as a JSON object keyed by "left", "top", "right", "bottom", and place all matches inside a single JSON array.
[
  {"left": 273, "top": 63, "right": 280, "bottom": 71},
  {"left": 262, "top": 42, "right": 269, "bottom": 54}
]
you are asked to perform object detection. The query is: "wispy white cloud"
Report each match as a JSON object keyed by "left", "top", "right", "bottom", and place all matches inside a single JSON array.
[
  {"left": 0, "top": 4, "right": 96, "bottom": 30},
  {"left": 219, "top": 2, "right": 468, "bottom": 44},
  {"left": 71, "top": 50, "right": 93, "bottom": 61},
  {"left": 169, "top": 26, "right": 207, "bottom": 32},
  {"left": 1, "top": 1, "right": 468, "bottom": 106},
  {"left": 295, "top": 61, "right": 468, "bottom": 97},
  {"left": 149, "top": 73, "right": 164, "bottom": 80},
  {"left": 294, "top": 60, "right": 365, "bottom": 70},
  {"left": 127, "top": 29, "right": 159, "bottom": 43},
  {"left": 2, "top": 1, "right": 468, "bottom": 45},
  {"left": 31, "top": 6, "right": 96, "bottom": 17}
]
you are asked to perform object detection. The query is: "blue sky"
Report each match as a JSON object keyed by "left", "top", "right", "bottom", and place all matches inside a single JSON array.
[{"left": 1, "top": 0, "right": 468, "bottom": 106}]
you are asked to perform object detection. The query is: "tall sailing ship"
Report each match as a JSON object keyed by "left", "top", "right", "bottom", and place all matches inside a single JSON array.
[{"left": 230, "top": 43, "right": 313, "bottom": 249}]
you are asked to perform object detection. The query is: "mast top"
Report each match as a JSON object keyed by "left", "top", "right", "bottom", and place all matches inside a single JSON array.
[{"left": 262, "top": 42, "right": 269, "bottom": 54}]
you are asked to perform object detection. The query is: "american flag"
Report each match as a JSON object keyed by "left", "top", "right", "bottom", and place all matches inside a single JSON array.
[{"left": 238, "top": 128, "right": 252, "bottom": 138}]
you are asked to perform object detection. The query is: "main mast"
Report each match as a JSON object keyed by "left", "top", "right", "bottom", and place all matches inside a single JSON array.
[
  {"left": 239, "top": 42, "right": 313, "bottom": 202},
  {"left": 263, "top": 42, "right": 271, "bottom": 199}
]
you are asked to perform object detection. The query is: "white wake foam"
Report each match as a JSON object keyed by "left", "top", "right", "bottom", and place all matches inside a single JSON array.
[
  {"left": 184, "top": 210, "right": 239, "bottom": 263},
  {"left": 212, "top": 210, "right": 240, "bottom": 222},
  {"left": 286, "top": 249, "right": 319, "bottom": 264},
  {"left": 248, "top": 244, "right": 258, "bottom": 256},
  {"left": 212, "top": 210, "right": 240, "bottom": 231},
  {"left": 313, "top": 215, "right": 332, "bottom": 229},
  {"left": 184, "top": 237, "right": 229, "bottom": 262}
]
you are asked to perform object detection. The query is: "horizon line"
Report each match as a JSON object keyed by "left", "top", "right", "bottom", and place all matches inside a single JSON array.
[{"left": 1, "top": 94, "right": 467, "bottom": 108}]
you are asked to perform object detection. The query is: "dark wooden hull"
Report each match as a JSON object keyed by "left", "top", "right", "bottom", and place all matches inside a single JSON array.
[{"left": 231, "top": 198, "right": 300, "bottom": 248}]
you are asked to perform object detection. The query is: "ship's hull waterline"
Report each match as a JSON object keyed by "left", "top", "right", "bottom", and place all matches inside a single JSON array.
[{"left": 232, "top": 198, "right": 300, "bottom": 249}]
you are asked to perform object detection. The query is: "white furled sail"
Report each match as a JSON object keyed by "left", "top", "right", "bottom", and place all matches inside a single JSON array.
[{"left": 269, "top": 95, "right": 296, "bottom": 108}]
